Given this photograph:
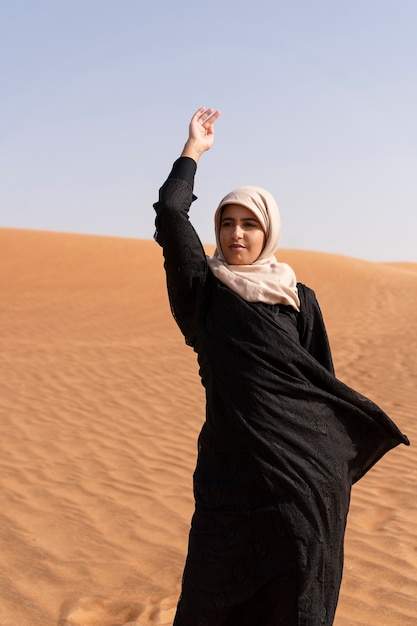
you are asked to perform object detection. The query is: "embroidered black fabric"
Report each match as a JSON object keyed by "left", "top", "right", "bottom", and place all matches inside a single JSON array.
[{"left": 153, "top": 161, "right": 409, "bottom": 626}]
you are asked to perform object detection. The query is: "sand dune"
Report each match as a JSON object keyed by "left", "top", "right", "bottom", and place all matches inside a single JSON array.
[{"left": 0, "top": 227, "right": 415, "bottom": 625}]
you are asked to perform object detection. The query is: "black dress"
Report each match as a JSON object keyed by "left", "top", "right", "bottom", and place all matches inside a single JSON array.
[{"left": 153, "top": 158, "right": 409, "bottom": 626}]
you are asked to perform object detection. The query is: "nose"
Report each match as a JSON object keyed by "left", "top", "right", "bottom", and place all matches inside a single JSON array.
[{"left": 231, "top": 224, "right": 243, "bottom": 239}]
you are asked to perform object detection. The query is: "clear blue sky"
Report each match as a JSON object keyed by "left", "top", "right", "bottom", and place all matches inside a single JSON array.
[{"left": 1, "top": 0, "right": 416, "bottom": 261}]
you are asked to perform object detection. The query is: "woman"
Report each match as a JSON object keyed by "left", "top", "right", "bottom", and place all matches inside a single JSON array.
[{"left": 153, "top": 108, "right": 409, "bottom": 626}]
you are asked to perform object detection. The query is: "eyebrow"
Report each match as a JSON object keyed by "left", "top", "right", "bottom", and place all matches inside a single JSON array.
[{"left": 220, "top": 216, "right": 260, "bottom": 224}]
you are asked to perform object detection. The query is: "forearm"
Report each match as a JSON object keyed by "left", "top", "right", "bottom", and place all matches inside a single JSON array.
[{"left": 167, "top": 156, "right": 197, "bottom": 189}]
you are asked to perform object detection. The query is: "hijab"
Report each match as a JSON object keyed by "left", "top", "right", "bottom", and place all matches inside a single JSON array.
[{"left": 207, "top": 186, "right": 300, "bottom": 310}]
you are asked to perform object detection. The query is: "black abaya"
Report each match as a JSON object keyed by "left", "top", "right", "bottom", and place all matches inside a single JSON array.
[{"left": 153, "top": 159, "right": 409, "bottom": 626}]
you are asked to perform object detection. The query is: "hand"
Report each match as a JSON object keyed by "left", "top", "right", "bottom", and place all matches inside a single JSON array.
[{"left": 181, "top": 107, "right": 221, "bottom": 162}]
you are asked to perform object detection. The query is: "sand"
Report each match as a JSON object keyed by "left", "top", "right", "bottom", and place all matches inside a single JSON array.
[{"left": 0, "top": 227, "right": 415, "bottom": 626}]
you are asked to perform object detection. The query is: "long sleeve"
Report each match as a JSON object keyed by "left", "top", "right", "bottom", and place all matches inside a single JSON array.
[{"left": 153, "top": 157, "right": 208, "bottom": 347}]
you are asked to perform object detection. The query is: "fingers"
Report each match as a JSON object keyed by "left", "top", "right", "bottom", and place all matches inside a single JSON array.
[
  {"left": 203, "top": 109, "right": 221, "bottom": 129},
  {"left": 192, "top": 106, "right": 212, "bottom": 121},
  {"left": 192, "top": 107, "right": 221, "bottom": 128}
]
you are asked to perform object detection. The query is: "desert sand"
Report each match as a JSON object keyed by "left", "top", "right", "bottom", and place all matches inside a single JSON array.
[{"left": 0, "top": 227, "right": 415, "bottom": 626}]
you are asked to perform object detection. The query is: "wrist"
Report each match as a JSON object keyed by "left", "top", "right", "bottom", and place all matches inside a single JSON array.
[{"left": 181, "top": 138, "right": 205, "bottom": 163}]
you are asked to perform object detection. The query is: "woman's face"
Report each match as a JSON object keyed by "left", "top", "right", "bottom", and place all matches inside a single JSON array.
[{"left": 219, "top": 204, "right": 265, "bottom": 265}]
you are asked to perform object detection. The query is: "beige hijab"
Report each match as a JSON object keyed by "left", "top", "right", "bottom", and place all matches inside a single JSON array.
[{"left": 207, "top": 186, "right": 300, "bottom": 310}]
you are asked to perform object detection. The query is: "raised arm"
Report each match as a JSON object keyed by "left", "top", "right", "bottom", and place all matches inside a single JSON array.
[{"left": 154, "top": 107, "right": 220, "bottom": 347}]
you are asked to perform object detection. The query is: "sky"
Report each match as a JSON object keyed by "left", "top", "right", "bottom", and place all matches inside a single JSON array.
[{"left": 1, "top": 0, "right": 416, "bottom": 262}]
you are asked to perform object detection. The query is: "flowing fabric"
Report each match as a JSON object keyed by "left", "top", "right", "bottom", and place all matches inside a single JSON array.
[{"left": 153, "top": 169, "right": 409, "bottom": 626}]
